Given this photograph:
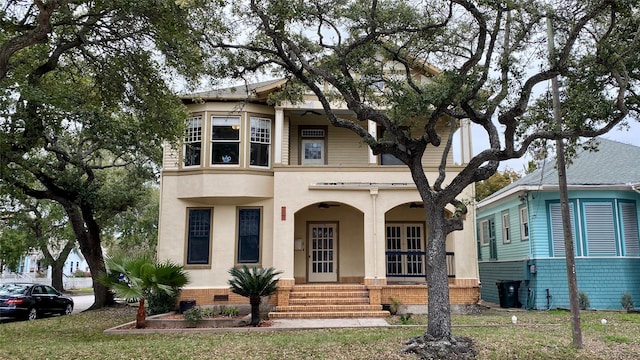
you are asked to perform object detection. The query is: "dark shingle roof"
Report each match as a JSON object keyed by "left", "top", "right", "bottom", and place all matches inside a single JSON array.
[{"left": 485, "top": 138, "right": 640, "bottom": 200}]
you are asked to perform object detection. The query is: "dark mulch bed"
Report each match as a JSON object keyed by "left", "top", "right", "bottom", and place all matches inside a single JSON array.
[{"left": 402, "top": 334, "right": 477, "bottom": 360}]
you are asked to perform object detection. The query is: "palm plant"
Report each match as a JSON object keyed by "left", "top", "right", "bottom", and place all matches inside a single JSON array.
[
  {"left": 100, "top": 255, "right": 189, "bottom": 328},
  {"left": 228, "top": 266, "right": 282, "bottom": 326}
]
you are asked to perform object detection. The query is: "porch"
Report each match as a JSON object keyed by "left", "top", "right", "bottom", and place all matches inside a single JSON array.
[{"left": 269, "top": 252, "right": 480, "bottom": 319}]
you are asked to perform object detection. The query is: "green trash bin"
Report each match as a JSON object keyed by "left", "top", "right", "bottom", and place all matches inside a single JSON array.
[{"left": 496, "top": 280, "right": 521, "bottom": 308}]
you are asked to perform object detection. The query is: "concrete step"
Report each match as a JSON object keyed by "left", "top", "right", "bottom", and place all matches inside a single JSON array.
[
  {"left": 291, "top": 284, "right": 367, "bottom": 291},
  {"left": 268, "top": 310, "right": 390, "bottom": 319},
  {"left": 276, "top": 304, "right": 382, "bottom": 312},
  {"left": 288, "top": 297, "right": 369, "bottom": 305},
  {"left": 289, "top": 291, "right": 369, "bottom": 299}
]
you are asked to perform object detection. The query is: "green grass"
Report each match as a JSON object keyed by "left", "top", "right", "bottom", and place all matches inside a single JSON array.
[
  {"left": 63, "top": 287, "right": 95, "bottom": 295},
  {"left": 1, "top": 306, "right": 639, "bottom": 359}
]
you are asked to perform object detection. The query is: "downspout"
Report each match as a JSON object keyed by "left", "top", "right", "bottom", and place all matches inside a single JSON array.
[{"left": 631, "top": 183, "right": 640, "bottom": 194}]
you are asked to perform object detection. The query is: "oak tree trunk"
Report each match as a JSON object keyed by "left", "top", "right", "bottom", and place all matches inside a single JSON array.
[
  {"left": 66, "top": 204, "right": 114, "bottom": 309},
  {"left": 424, "top": 208, "right": 452, "bottom": 340}
]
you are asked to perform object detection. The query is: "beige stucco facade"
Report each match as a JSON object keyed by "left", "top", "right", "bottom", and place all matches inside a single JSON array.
[{"left": 157, "top": 80, "right": 480, "bottom": 311}]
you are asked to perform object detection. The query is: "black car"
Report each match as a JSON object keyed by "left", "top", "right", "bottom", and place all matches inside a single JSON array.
[{"left": 0, "top": 283, "right": 74, "bottom": 321}]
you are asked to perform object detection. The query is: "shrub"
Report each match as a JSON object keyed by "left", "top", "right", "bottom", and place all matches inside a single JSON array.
[
  {"left": 221, "top": 306, "right": 239, "bottom": 317},
  {"left": 147, "top": 289, "right": 181, "bottom": 315},
  {"left": 389, "top": 297, "right": 402, "bottom": 315},
  {"left": 399, "top": 313, "right": 413, "bottom": 325},
  {"left": 183, "top": 307, "right": 203, "bottom": 325},
  {"left": 621, "top": 292, "right": 634, "bottom": 311},
  {"left": 228, "top": 266, "right": 282, "bottom": 326},
  {"left": 578, "top": 291, "right": 590, "bottom": 310}
]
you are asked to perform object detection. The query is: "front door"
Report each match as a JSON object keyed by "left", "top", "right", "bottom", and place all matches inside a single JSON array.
[{"left": 308, "top": 223, "right": 338, "bottom": 282}]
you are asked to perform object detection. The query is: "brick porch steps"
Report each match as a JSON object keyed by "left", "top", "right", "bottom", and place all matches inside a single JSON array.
[
  {"left": 269, "top": 310, "right": 390, "bottom": 319},
  {"left": 269, "top": 284, "right": 390, "bottom": 319}
]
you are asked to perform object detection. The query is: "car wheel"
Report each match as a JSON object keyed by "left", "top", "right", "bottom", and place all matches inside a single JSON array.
[
  {"left": 27, "top": 308, "right": 37, "bottom": 321},
  {"left": 63, "top": 304, "right": 73, "bottom": 315}
]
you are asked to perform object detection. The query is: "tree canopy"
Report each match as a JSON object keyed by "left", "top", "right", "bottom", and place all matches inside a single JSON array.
[
  {"left": 0, "top": 0, "right": 210, "bottom": 308},
  {"left": 475, "top": 168, "right": 521, "bottom": 201},
  {"left": 200, "top": 0, "right": 640, "bottom": 344}
]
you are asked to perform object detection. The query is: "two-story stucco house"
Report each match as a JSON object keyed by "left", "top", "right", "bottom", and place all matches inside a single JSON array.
[
  {"left": 157, "top": 75, "right": 480, "bottom": 318},
  {"left": 476, "top": 138, "right": 640, "bottom": 310}
]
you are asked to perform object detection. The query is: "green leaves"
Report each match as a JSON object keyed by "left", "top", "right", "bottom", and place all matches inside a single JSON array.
[
  {"left": 228, "top": 265, "right": 282, "bottom": 298},
  {"left": 101, "top": 254, "right": 189, "bottom": 301}
]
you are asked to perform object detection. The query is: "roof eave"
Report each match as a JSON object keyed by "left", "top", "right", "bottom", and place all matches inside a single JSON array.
[{"left": 478, "top": 183, "right": 639, "bottom": 209}]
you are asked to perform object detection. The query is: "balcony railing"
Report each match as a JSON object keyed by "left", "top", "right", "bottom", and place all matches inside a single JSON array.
[{"left": 385, "top": 251, "right": 455, "bottom": 278}]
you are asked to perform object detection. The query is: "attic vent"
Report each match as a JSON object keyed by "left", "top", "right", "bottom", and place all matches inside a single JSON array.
[
  {"left": 301, "top": 129, "right": 325, "bottom": 137},
  {"left": 213, "top": 294, "right": 229, "bottom": 302}
]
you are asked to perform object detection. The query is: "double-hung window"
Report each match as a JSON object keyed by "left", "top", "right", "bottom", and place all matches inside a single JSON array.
[
  {"left": 479, "top": 220, "right": 490, "bottom": 246},
  {"left": 250, "top": 117, "right": 271, "bottom": 167},
  {"left": 211, "top": 116, "right": 240, "bottom": 165},
  {"left": 502, "top": 212, "right": 511, "bottom": 244},
  {"left": 183, "top": 115, "right": 202, "bottom": 167},
  {"left": 237, "top": 208, "right": 261, "bottom": 264},
  {"left": 186, "top": 209, "right": 211, "bottom": 265},
  {"left": 520, "top": 207, "right": 529, "bottom": 240}
]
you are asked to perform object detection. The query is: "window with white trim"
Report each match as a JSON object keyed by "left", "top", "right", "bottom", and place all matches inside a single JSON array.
[
  {"left": 250, "top": 117, "right": 271, "bottom": 167},
  {"left": 520, "top": 207, "right": 529, "bottom": 240},
  {"left": 480, "top": 219, "right": 489, "bottom": 246},
  {"left": 183, "top": 115, "right": 202, "bottom": 167},
  {"left": 211, "top": 116, "right": 240, "bottom": 165},
  {"left": 502, "top": 212, "right": 511, "bottom": 244},
  {"left": 300, "top": 128, "right": 326, "bottom": 165}
]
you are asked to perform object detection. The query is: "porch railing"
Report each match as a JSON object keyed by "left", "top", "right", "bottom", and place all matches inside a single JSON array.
[{"left": 385, "top": 251, "right": 455, "bottom": 278}]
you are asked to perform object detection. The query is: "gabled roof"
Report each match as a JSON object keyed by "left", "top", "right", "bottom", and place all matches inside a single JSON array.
[{"left": 479, "top": 138, "right": 640, "bottom": 205}]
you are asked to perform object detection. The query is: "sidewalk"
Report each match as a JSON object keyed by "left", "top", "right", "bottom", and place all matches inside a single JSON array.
[{"left": 270, "top": 317, "right": 390, "bottom": 329}]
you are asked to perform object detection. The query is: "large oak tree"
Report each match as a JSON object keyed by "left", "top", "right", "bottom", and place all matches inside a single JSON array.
[
  {"left": 202, "top": 0, "right": 640, "bottom": 342},
  {"left": 0, "top": 0, "right": 209, "bottom": 308}
]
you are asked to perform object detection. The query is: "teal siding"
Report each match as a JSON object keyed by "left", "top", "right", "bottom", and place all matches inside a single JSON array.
[
  {"left": 526, "top": 192, "right": 552, "bottom": 258},
  {"left": 478, "top": 260, "right": 529, "bottom": 306},
  {"left": 476, "top": 197, "right": 531, "bottom": 261},
  {"left": 531, "top": 258, "right": 640, "bottom": 310}
]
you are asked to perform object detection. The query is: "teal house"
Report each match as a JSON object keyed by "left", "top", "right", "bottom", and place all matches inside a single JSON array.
[{"left": 476, "top": 138, "right": 640, "bottom": 310}]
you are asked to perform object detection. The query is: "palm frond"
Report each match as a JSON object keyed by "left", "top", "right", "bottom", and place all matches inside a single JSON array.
[{"left": 228, "top": 265, "right": 282, "bottom": 298}]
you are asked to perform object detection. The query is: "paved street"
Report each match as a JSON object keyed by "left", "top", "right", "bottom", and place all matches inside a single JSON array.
[{"left": 71, "top": 294, "right": 94, "bottom": 314}]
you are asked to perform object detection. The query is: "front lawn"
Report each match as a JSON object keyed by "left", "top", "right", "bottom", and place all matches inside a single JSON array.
[{"left": 1, "top": 306, "right": 639, "bottom": 359}]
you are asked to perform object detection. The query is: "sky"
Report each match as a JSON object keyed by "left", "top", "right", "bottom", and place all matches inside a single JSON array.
[{"left": 469, "top": 120, "right": 640, "bottom": 173}]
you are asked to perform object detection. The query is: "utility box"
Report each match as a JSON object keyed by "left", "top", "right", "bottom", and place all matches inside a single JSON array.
[
  {"left": 496, "top": 281, "right": 521, "bottom": 308},
  {"left": 178, "top": 299, "right": 196, "bottom": 314}
]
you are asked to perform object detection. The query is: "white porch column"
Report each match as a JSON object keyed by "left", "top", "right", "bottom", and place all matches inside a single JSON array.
[
  {"left": 275, "top": 107, "right": 284, "bottom": 164},
  {"left": 367, "top": 120, "right": 377, "bottom": 164},
  {"left": 460, "top": 118, "right": 472, "bottom": 164},
  {"left": 364, "top": 187, "right": 386, "bottom": 285}
]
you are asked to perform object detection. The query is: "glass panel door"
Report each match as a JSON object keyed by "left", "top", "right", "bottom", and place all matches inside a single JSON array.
[
  {"left": 301, "top": 139, "right": 324, "bottom": 165},
  {"left": 308, "top": 223, "right": 337, "bottom": 282}
]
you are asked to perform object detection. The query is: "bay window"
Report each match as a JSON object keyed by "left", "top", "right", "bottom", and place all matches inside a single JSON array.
[
  {"left": 183, "top": 115, "right": 202, "bottom": 167},
  {"left": 250, "top": 117, "right": 271, "bottom": 167},
  {"left": 211, "top": 116, "right": 240, "bottom": 165}
]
